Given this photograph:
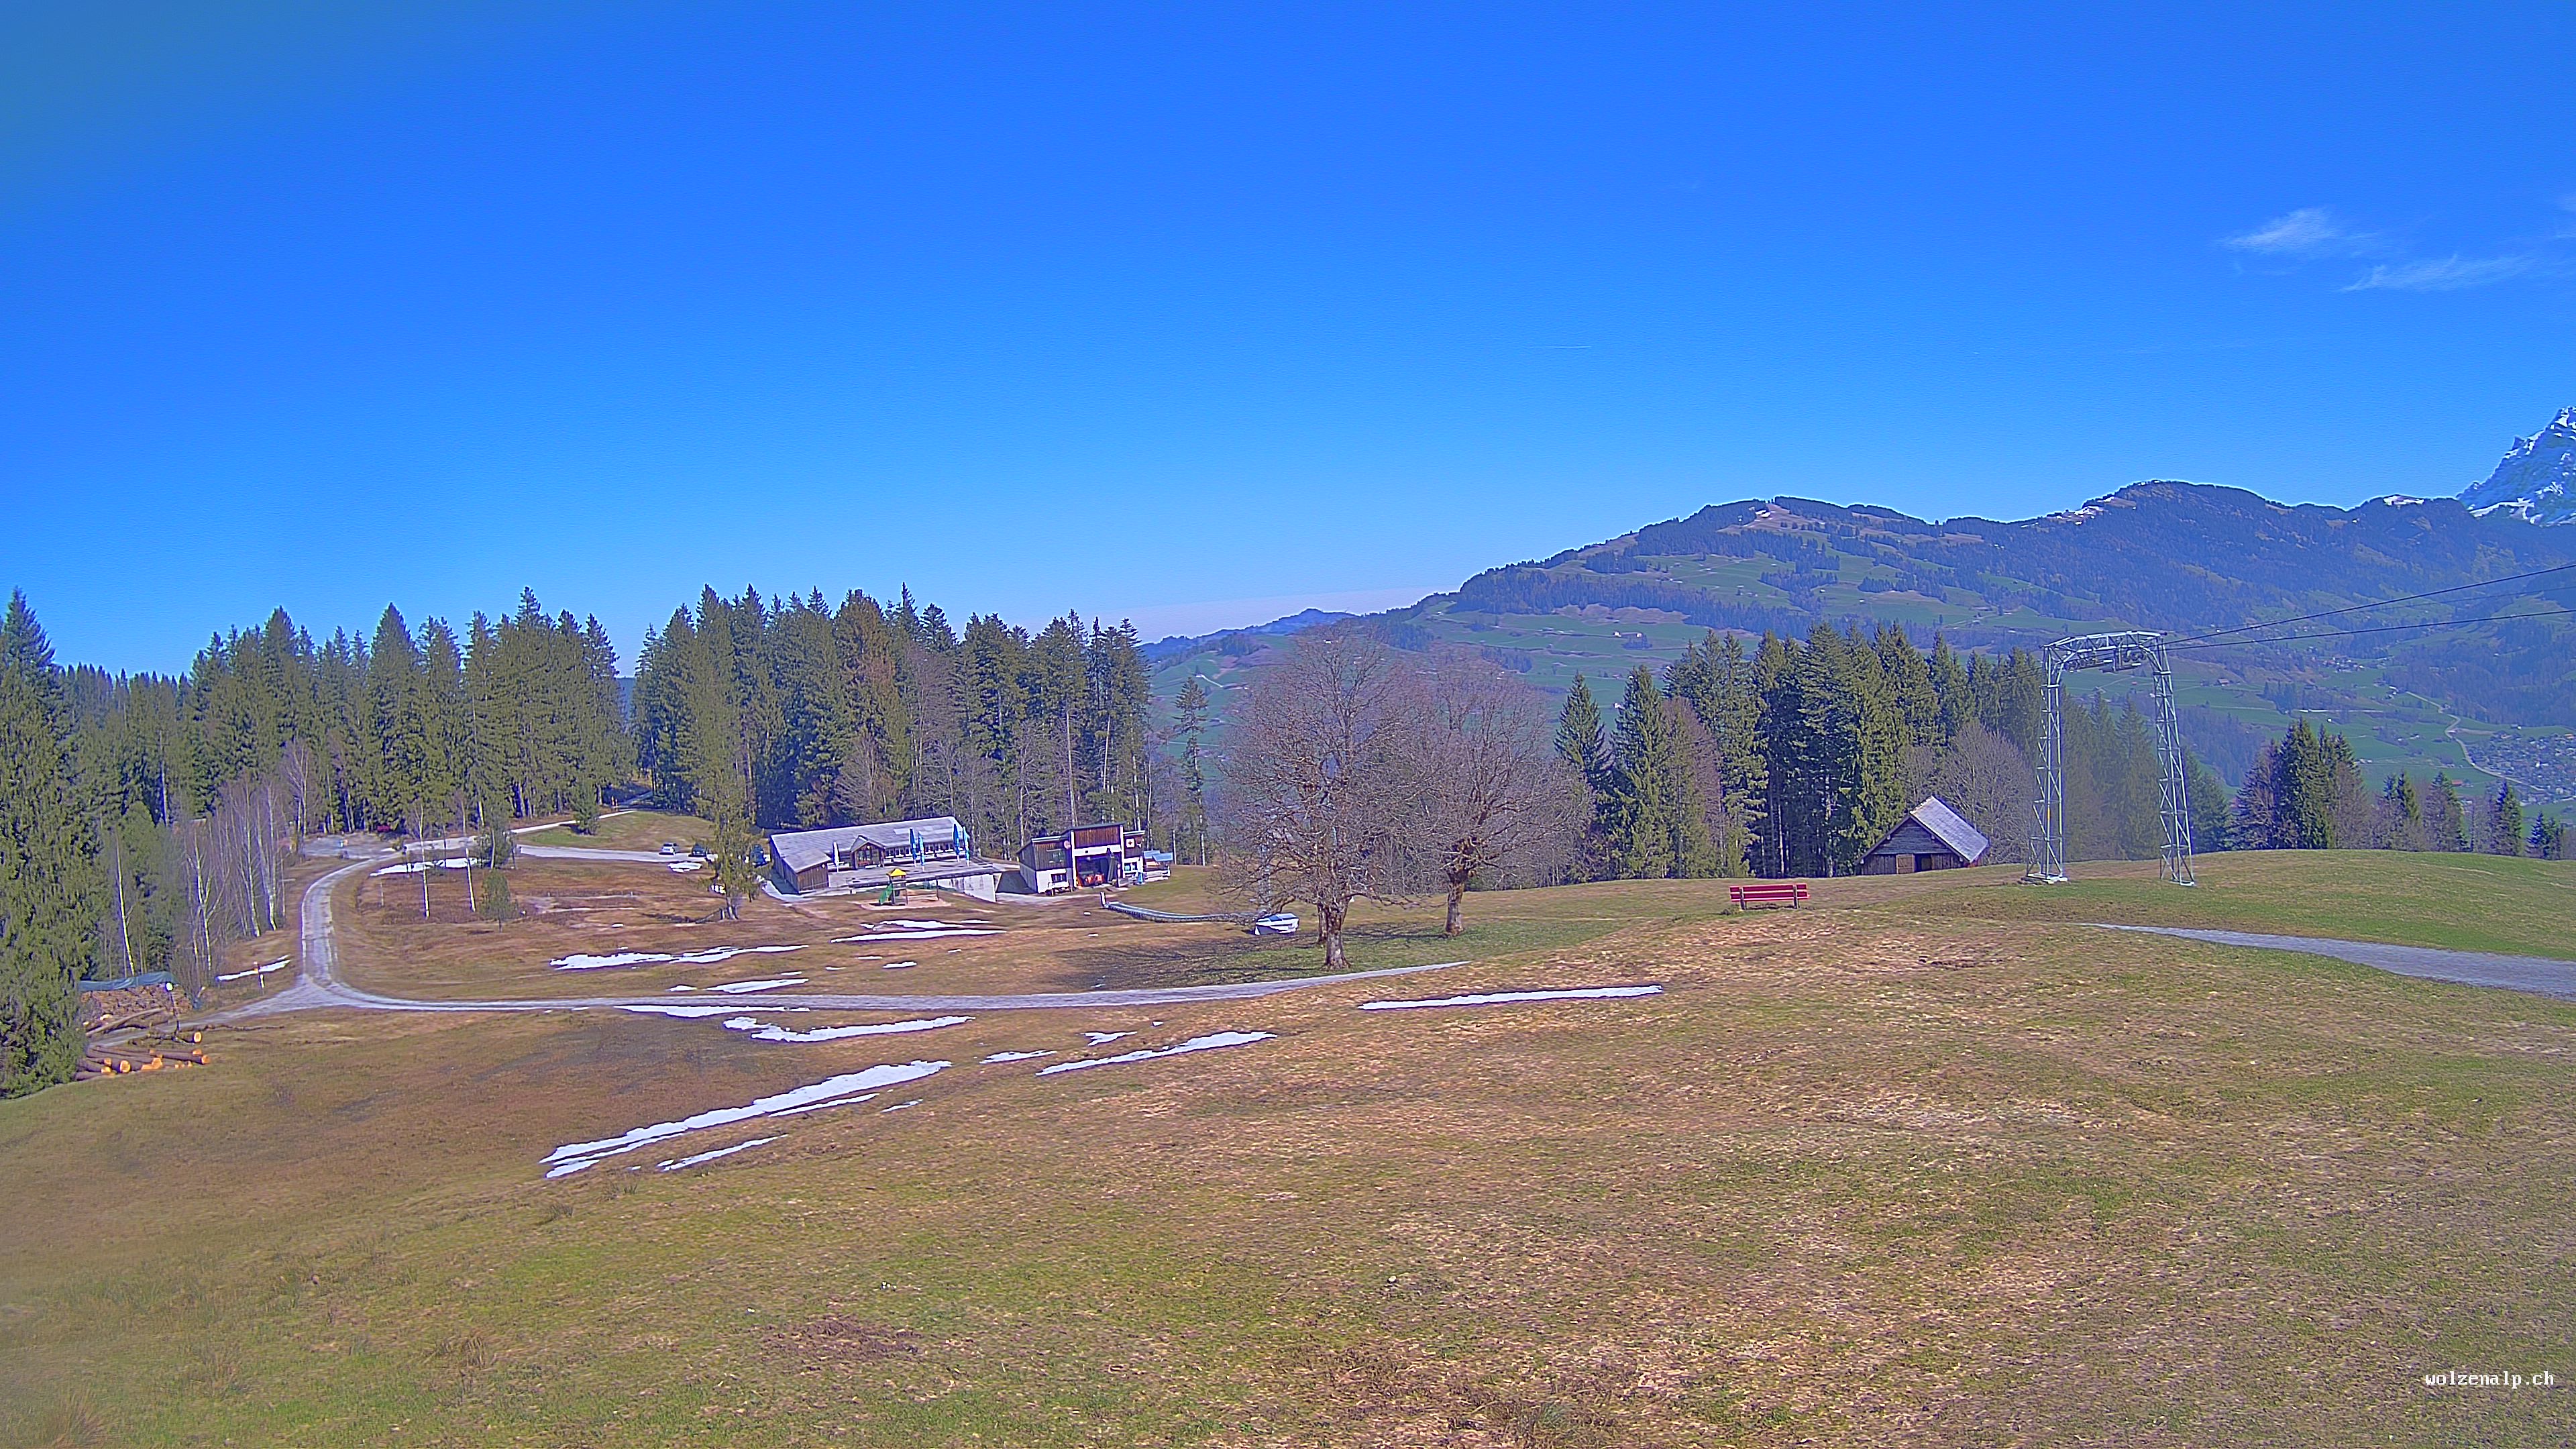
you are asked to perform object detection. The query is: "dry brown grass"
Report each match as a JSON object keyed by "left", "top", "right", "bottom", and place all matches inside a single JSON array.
[{"left": 3, "top": 856, "right": 2571, "bottom": 1445}]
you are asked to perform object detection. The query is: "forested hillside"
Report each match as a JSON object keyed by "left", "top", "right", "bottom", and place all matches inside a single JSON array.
[
  {"left": 0, "top": 582, "right": 1164, "bottom": 1094},
  {"left": 1549, "top": 623, "right": 2231, "bottom": 881},
  {"left": 631, "top": 587, "right": 1157, "bottom": 859},
  {"left": 1152, "top": 480, "right": 2576, "bottom": 802}
]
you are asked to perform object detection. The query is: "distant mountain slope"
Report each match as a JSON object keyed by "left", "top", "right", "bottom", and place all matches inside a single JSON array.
[
  {"left": 2460, "top": 407, "right": 2576, "bottom": 525},
  {"left": 1465, "top": 482, "right": 2575, "bottom": 649},
  {"left": 1151, "top": 477, "right": 2576, "bottom": 798},
  {"left": 1140, "top": 608, "right": 1356, "bottom": 664}
]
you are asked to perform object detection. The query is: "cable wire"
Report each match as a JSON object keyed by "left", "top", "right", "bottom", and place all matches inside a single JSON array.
[
  {"left": 2168, "top": 604, "right": 2576, "bottom": 650},
  {"left": 2163, "top": 560, "right": 2576, "bottom": 645}
]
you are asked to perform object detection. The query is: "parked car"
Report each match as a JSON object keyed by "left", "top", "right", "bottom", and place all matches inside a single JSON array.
[
  {"left": 659, "top": 841, "right": 680, "bottom": 855},
  {"left": 1248, "top": 912, "right": 1300, "bottom": 936}
]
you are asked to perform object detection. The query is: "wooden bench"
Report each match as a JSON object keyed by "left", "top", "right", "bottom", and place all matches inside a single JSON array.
[{"left": 1729, "top": 881, "right": 1809, "bottom": 910}]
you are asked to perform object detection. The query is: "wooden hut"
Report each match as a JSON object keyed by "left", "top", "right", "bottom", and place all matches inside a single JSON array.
[{"left": 1859, "top": 796, "right": 1990, "bottom": 874}]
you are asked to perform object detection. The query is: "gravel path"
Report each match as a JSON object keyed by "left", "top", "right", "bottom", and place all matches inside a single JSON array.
[
  {"left": 2099, "top": 926, "right": 2576, "bottom": 1002},
  {"left": 205, "top": 850, "right": 1461, "bottom": 1022}
]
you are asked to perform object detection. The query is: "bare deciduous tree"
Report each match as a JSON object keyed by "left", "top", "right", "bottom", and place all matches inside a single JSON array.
[
  {"left": 1923, "top": 720, "right": 2033, "bottom": 864},
  {"left": 1219, "top": 634, "right": 1421, "bottom": 971},
  {"left": 1411, "top": 658, "right": 1582, "bottom": 934}
]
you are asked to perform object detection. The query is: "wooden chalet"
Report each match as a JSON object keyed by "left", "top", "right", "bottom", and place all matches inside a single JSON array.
[{"left": 1858, "top": 796, "right": 1990, "bottom": 874}]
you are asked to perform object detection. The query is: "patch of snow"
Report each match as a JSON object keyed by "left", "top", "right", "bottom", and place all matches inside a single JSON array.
[
  {"left": 771, "top": 1093, "right": 874, "bottom": 1118},
  {"left": 667, "top": 861, "right": 704, "bottom": 873},
  {"left": 554, "top": 951, "right": 671, "bottom": 971},
  {"left": 549, "top": 944, "right": 806, "bottom": 972},
  {"left": 881, "top": 960, "right": 918, "bottom": 970},
  {"left": 721, "top": 1014, "right": 969, "bottom": 1044},
  {"left": 983, "top": 1049, "right": 1055, "bottom": 1063},
  {"left": 621, "top": 1004, "right": 755, "bottom": 1018},
  {"left": 880, "top": 1099, "right": 923, "bottom": 1112},
  {"left": 1084, "top": 1031, "right": 1131, "bottom": 1044},
  {"left": 541, "top": 1059, "right": 950, "bottom": 1177},
  {"left": 373, "top": 858, "right": 469, "bottom": 875},
  {"left": 657, "top": 1136, "right": 776, "bottom": 1171},
  {"left": 214, "top": 957, "right": 292, "bottom": 983},
  {"left": 1358, "top": 985, "right": 1664, "bottom": 1011},
  {"left": 1036, "top": 1030, "right": 1277, "bottom": 1076}
]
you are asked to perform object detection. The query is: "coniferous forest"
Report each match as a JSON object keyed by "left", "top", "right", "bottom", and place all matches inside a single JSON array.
[
  {"left": 1551, "top": 623, "right": 2237, "bottom": 881},
  {"left": 0, "top": 584, "right": 1158, "bottom": 1095},
  {"left": 4, "top": 584, "right": 2567, "bottom": 1097}
]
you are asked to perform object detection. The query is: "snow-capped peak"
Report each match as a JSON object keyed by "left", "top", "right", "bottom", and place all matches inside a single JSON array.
[{"left": 2457, "top": 407, "right": 2576, "bottom": 525}]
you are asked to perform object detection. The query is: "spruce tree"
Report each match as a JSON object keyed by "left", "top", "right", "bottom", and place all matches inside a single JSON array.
[
  {"left": 0, "top": 593, "right": 105, "bottom": 1095},
  {"left": 2489, "top": 782, "right": 2525, "bottom": 856},
  {"left": 1554, "top": 675, "right": 1610, "bottom": 792},
  {"left": 2381, "top": 773, "right": 2424, "bottom": 850},
  {"left": 1928, "top": 634, "right": 1972, "bottom": 745},
  {"left": 1605, "top": 665, "right": 1678, "bottom": 878},
  {"left": 1174, "top": 675, "right": 1210, "bottom": 863},
  {"left": 2426, "top": 771, "right": 2467, "bottom": 852}
]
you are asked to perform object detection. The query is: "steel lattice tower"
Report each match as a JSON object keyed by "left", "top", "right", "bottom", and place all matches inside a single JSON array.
[{"left": 2024, "top": 632, "right": 2196, "bottom": 886}]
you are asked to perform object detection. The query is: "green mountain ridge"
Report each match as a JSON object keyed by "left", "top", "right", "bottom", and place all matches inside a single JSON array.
[{"left": 1150, "top": 480, "right": 2576, "bottom": 802}]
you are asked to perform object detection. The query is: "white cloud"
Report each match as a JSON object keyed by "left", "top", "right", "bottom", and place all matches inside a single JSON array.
[
  {"left": 2222, "top": 207, "right": 2377, "bottom": 257},
  {"left": 2343, "top": 254, "right": 2536, "bottom": 292}
]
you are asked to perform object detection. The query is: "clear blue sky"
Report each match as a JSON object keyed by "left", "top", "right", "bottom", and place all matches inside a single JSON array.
[{"left": 5, "top": 2, "right": 2573, "bottom": 674}]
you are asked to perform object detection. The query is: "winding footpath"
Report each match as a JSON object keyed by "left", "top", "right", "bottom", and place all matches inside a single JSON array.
[
  {"left": 2099, "top": 925, "right": 2576, "bottom": 1002},
  {"left": 207, "top": 849, "right": 1460, "bottom": 1023}
]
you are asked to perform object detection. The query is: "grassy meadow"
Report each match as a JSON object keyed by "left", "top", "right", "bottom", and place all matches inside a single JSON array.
[
  {"left": 3, "top": 853, "right": 2571, "bottom": 1446},
  {"left": 516, "top": 809, "right": 717, "bottom": 854}
]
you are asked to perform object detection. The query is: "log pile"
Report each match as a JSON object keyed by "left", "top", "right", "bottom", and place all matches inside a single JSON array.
[
  {"left": 77, "top": 981, "right": 184, "bottom": 1033},
  {"left": 76, "top": 1031, "right": 211, "bottom": 1079}
]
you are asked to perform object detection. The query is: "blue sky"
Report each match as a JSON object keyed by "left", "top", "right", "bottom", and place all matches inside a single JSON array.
[{"left": 5, "top": 2, "right": 2573, "bottom": 673}]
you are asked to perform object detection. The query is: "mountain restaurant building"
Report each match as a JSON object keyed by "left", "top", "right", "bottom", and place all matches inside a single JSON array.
[
  {"left": 1017, "top": 823, "right": 1146, "bottom": 893},
  {"left": 769, "top": 816, "right": 982, "bottom": 894}
]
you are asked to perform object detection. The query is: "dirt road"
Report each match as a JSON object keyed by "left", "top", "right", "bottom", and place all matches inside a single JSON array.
[{"left": 207, "top": 849, "right": 1460, "bottom": 1022}]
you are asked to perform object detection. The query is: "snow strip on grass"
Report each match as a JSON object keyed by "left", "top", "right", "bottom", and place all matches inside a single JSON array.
[
  {"left": 657, "top": 1136, "right": 775, "bottom": 1171},
  {"left": 213, "top": 957, "right": 292, "bottom": 983},
  {"left": 721, "top": 1014, "right": 969, "bottom": 1044},
  {"left": 982, "top": 1049, "right": 1054, "bottom": 1063},
  {"left": 621, "top": 1004, "right": 753, "bottom": 1018},
  {"left": 881, "top": 1099, "right": 922, "bottom": 1112},
  {"left": 1036, "top": 1031, "right": 1275, "bottom": 1077},
  {"left": 541, "top": 1059, "right": 949, "bottom": 1177},
  {"left": 835, "top": 921, "right": 1003, "bottom": 941},
  {"left": 771, "top": 1094, "right": 873, "bottom": 1118},
  {"left": 372, "top": 858, "right": 469, "bottom": 875},
  {"left": 1084, "top": 1031, "right": 1130, "bottom": 1044},
  {"left": 550, "top": 944, "right": 806, "bottom": 971},
  {"left": 667, "top": 861, "right": 704, "bottom": 873},
  {"left": 1358, "top": 985, "right": 1663, "bottom": 1011}
]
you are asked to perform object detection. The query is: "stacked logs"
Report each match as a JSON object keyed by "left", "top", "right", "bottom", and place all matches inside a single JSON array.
[
  {"left": 76, "top": 1030, "right": 211, "bottom": 1080},
  {"left": 77, "top": 981, "right": 184, "bottom": 1032}
]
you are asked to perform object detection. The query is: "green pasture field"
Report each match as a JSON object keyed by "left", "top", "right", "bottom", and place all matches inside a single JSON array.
[
  {"left": 517, "top": 808, "right": 718, "bottom": 853},
  {"left": 1931, "top": 850, "right": 2575, "bottom": 959},
  {"left": 3, "top": 853, "right": 2570, "bottom": 1446}
]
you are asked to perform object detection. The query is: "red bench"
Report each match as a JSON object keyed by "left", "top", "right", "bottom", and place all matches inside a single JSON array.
[{"left": 1729, "top": 881, "right": 1809, "bottom": 910}]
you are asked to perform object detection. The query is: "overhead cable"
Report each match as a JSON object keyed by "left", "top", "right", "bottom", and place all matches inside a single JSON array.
[
  {"left": 2168, "top": 604, "right": 2576, "bottom": 650},
  {"left": 2165, "top": 560, "right": 2576, "bottom": 646}
]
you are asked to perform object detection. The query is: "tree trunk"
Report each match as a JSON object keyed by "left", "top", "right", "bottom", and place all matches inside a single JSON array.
[
  {"left": 1320, "top": 900, "right": 1348, "bottom": 972},
  {"left": 1444, "top": 878, "right": 1465, "bottom": 936}
]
